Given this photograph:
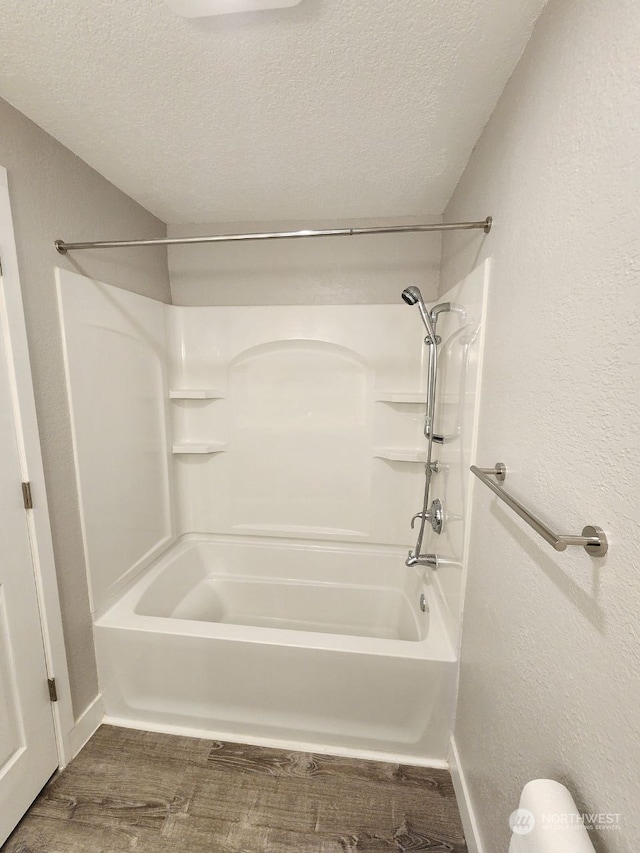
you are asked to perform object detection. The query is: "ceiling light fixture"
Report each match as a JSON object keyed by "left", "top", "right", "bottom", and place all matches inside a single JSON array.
[{"left": 164, "top": 0, "right": 303, "bottom": 16}]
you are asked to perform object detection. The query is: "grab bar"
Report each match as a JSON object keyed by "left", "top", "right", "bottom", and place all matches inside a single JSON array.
[{"left": 470, "top": 463, "right": 608, "bottom": 557}]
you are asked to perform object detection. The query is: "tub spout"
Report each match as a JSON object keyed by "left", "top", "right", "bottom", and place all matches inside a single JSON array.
[{"left": 405, "top": 551, "right": 439, "bottom": 569}]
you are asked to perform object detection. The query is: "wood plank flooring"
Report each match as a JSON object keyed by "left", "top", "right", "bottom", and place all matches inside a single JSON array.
[{"left": 3, "top": 726, "right": 467, "bottom": 852}]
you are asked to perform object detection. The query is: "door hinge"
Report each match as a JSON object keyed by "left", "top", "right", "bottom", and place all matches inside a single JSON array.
[
  {"left": 48, "top": 678, "right": 58, "bottom": 703},
  {"left": 22, "top": 481, "right": 33, "bottom": 510}
]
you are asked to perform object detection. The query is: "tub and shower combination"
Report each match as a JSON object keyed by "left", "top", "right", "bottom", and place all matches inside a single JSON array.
[
  {"left": 58, "top": 252, "right": 487, "bottom": 767},
  {"left": 95, "top": 534, "right": 456, "bottom": 763}
]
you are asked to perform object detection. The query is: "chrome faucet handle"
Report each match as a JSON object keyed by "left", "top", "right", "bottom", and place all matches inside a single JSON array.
[{"left": 410, "top": 499, "right": 444, "bottom": 533}]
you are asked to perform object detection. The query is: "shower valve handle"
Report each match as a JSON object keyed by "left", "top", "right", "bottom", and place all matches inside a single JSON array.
[{"left": 410, "top": 499, "right": 444, "bottom": 535}]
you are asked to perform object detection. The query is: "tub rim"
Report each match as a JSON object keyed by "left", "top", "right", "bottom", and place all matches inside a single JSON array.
[{"left": 94, "top": 532, "right": 457, "bottom": 663}]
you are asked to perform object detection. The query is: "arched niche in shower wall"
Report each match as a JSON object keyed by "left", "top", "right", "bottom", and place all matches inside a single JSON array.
[
  {"left": 167, "top": 303, "right": 429, "bottom": 546},
  {"left": 226, "top": 339, "right": 371, "bottom": 538}
]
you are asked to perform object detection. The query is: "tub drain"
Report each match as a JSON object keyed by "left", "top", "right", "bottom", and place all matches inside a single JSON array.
[{"left": 420, "top": 593, "right": 428, "bottom": 613}]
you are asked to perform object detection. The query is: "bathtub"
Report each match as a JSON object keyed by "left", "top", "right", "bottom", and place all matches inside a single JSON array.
[{"left": 94, "top": 534, "right": 457, "bottom": 765}]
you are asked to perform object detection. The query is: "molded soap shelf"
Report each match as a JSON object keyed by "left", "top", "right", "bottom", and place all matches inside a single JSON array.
[
  {"left": 172, "top": 442, "right": 228, "bottom": 455},
  {"left": 373, "top": 447, "right": 427, "bottom": 463},
  {"left": 169, "top": 389, "right": 225, "bottom": 399},
  {"left": 375, "top": 392, "right": 426, "bottom": 404}
]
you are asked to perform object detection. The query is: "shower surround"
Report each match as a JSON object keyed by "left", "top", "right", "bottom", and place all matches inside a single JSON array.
[{"left": 57, "top": 262, "right": 488, "bottom": 765}]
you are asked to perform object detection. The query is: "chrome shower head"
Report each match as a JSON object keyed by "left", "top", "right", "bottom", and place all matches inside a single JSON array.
[
  {"left": 401, "top": 286, "right": 421, "bottom": 306},
  {"left": 401, "top": 286, "right": 437, "bottom": 343}
]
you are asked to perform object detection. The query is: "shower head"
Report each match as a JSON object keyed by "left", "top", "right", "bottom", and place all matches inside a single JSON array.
[
  {"left": 401, "top": 286, "right": 421, "bottom": 306},
  {"left": 401, "top": 286, "right": 437, "bottom": 343}
]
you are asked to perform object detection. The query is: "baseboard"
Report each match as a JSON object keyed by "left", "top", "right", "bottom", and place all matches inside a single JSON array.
[
  {"left": 449, "top": 735, "right": 484, "bottom": 853},
  {"left": 67, "top": 694, "right": 105, "bottom": 761}
]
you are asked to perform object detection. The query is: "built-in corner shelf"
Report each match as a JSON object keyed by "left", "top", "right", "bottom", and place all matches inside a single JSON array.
[
  {"left": 169, "top": 389, "right": 225, "bottom": 400},
  {"left": 172, "top": 442, "right": 228, "bottom": 455},
  {"left": 373, "top": 447, "right": 427, "bottom": 464},
  {"left": 375, "top": 392, "right": 426, "bottom": 405}
]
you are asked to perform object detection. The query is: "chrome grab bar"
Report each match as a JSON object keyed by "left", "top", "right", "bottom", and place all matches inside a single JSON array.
[{"left": 470, "top": 463, "right": 608, "bottom": 557}]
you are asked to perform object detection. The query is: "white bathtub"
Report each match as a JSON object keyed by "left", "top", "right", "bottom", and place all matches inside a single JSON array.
[{"left": 94, "top": 534, "right": 457, "bottom": 765}]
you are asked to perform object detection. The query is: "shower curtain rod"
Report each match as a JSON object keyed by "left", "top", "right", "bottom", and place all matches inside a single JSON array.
[{"left": 54, "top": 217, "right": 492, "bottom": 253}]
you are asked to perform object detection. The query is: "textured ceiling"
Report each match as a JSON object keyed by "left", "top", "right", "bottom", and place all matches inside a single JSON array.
[{"left": 0, "top": 0, "right": 546, "bottom": 224}]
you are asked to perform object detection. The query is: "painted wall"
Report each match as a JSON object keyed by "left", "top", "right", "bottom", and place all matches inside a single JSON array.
[
  {"left": 0, "top": 96, "right": 171, "bottom": 719},
  {"left": 168, "top": 218, "right": 441, "bottom": 306},
  {"left": 439, "top": 1, "right": 640, "bottom": 851}
]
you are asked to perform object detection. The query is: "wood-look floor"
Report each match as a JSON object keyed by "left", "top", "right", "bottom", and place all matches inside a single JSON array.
[{"left": 4, "top": 726, "right": 467, "bottom": 852}]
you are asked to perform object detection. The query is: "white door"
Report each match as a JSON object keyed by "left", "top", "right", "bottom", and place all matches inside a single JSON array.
[{"left": 0, "top": 277, "right": 58, "bottom": 846}]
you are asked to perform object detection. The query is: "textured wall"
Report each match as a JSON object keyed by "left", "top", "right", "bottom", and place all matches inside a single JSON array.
[
  {"left": 439, "top": 1, "right": 640, "bottom": 851},
  {"left": 169, "top": 218, "right": 441, "bottom": 305},
  {"left": 0, "top": 97, "right": 170, "bottom": 719}
]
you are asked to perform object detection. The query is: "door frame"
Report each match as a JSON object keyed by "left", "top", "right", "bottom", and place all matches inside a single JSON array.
[{"left": 0, "top": 166, "right": 74, "bottom": 766}]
